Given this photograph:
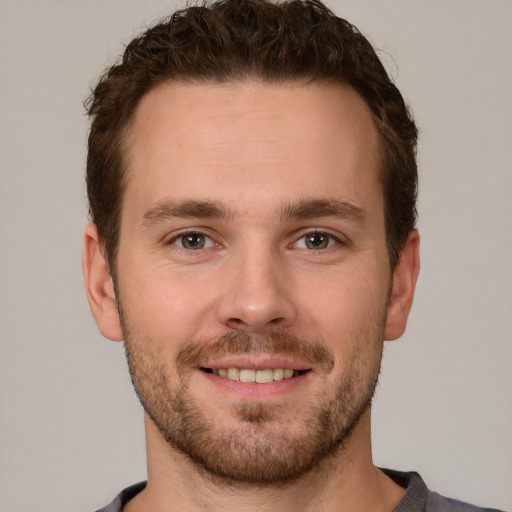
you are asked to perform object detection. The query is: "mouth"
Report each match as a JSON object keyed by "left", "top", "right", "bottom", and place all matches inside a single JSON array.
[{"left": 200, "top": 367, "right": 311, "bottom": 383}]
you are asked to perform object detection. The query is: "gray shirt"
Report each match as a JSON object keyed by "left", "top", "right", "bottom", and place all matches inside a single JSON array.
[{"left": 94, "top": 469, "right": 506, "bottom": 512}]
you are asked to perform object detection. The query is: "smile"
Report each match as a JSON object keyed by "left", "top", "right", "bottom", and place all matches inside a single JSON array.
[{"left": 200, "top": 367, "right": 310, "bottom": 383}]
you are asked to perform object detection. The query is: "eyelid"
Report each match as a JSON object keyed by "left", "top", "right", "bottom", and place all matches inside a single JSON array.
[
  {"left": 163, "top": 226, "right": 348, "bottom": 250},
  {"left": 290, "top": 228, "right": 348, "bottom": 249},
  {"left": 166, "top": 228, "right": 220, "bottom": 250}
]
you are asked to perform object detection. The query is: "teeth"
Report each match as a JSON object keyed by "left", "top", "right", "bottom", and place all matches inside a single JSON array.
[
  {"left": 239, "top": 369, "right": 256, "bottom": 382},
  {"left": 256, "top": 369, "right": 274, "bottom": 383},
  {"left": 273, "top": 368, "right": 284, "bottom": 381},
  {"left": 227, "top": 368, "right": 240, "bottom": 380},
  {"left": 212, "top": 368, "right": 298, "bottom": 383}
]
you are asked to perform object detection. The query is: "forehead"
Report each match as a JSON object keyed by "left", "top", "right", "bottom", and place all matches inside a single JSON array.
[{"left": 122, "top": 81, "right": 383, "bottom": 223}]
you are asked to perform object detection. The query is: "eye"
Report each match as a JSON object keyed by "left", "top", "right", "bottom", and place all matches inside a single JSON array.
[
  {"left": 295, "top": 231, "right": 339, "bottom": 250},
  {"left": 171, "top": 232, "right": 216, "bottom": 250}
]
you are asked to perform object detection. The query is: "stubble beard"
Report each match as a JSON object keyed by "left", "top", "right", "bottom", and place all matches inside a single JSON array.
[{"left": 120, "top": 311, "right": 385, "bottom": 487}]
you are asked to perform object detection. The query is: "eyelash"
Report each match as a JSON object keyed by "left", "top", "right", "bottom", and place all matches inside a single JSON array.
[
  {"left": 168, "top": 230, "right": 218, "bottom": 251},
  {"left": 167, "top": 229, "right": 345, "bottom": 252},
  {"left": 292, "top": 230, "right": 344, "bottom": 250}
]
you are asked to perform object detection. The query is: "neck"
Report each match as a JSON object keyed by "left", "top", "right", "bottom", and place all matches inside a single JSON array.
[{"left": 124, "top": 411, "right": 405, "bottom": 512}]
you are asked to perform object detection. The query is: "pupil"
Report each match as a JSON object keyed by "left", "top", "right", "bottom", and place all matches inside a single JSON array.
[
  {"left": 306, "top": 233, "right": 327, "bottom": 249},
  {"left": 183, "top": 233, "right": 204, "bottom": 249}
]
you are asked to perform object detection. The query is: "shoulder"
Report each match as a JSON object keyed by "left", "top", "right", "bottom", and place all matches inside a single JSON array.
[
  {"left": 427, "top": 491, "right": 507, "bottom": 512},
  {"left": 380, "top": 469, "right": 507, "bottom": 512},
  {"left": 94, "top": 482, "right": 147, "bottom": 512}
]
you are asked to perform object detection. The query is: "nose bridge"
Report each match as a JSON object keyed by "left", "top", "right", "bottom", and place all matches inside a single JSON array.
[{"left": 217, "top": 238, "right": 296, "bottom": 333}]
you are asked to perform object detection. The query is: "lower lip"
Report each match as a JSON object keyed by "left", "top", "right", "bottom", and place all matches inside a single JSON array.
[{"left": 199, "top": 370, "right": 310, "bottom": 399}]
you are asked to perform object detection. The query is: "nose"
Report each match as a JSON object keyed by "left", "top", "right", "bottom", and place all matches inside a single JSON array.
[{"left": 216, "top": 246, "right": 297, "bottom": 334}]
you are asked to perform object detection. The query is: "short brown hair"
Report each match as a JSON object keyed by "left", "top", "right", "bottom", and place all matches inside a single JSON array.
[{"left": 85, "top": 0, "right": 418, "bottom": 272}]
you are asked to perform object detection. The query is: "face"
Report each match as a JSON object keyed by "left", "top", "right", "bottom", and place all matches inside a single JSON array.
[{"left": 84, "top": 81, "right": 419, "bottom": 485}]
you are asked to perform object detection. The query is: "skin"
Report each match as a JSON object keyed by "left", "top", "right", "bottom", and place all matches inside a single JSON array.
[{"left": 83, "top": 82, "right": 420, "bottom": 511}]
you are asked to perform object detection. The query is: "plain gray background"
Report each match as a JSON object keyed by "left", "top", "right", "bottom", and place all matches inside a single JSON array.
[{"left": 0, "top": 1, "right": 511, "bottom": 511}]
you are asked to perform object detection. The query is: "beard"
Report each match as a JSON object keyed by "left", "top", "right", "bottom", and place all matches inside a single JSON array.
[{"left": 120, "top": 310, "right": 384, "bottom": 487}]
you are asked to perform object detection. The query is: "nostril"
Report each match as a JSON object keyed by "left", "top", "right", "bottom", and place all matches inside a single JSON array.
[{"left": 226, "top": 317, "right": 249, "bottom": 330}]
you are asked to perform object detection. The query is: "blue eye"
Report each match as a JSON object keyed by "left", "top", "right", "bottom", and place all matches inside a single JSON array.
[{"left": 172, "top": 232, "right": 215, "bottom": 250}]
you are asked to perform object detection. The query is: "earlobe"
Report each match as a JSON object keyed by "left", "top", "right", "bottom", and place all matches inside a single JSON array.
[
  {"left": 384, "top": 230, "right": 420, "bottom": 341},
  {"left": 82, "top": 223, "right": 123, "bottom": 341}
]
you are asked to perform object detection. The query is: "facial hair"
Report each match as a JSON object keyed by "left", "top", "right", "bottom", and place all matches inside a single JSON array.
[{"left": 121, "top": 314, "right": 384, "bottom": 487}]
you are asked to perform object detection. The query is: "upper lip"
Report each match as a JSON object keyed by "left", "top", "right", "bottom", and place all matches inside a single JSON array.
[{"left": 198, "top": 355, "right": 313, "bottom": 371}]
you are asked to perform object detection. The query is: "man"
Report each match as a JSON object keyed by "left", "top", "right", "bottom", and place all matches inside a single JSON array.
[{"left": 82, "top": 1, "right": 503, "bottom": 511}]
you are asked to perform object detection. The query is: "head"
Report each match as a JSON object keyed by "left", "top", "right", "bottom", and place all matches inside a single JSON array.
[
  {"left": 83, "top": 0, "right": 420, "bottom": 487},
  {"left": 85, "top": 0, "right": 418, "bottom": 277}
]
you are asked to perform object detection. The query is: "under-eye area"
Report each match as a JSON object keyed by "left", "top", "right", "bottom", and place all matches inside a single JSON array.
[{"left": 200, "top": 367, "right": 311, "bottom": 383}]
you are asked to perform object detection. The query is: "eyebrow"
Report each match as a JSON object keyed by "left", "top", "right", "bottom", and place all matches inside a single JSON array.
[
  {"left": 140, "top": 199, "right": 234, "bottom": 228},
  {"left": 140, "top": 197, "right": 367, "bottom": 229},
  {"left": 281, "top": 198, "right": 368, "bottom": 225}
]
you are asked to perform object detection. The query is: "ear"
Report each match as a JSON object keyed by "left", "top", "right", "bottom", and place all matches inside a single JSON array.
[
  {"left": 385, "top": 230, "right": 420, "bottom": 341},
  {"left": 82, "top": 223, "right": 123, "bottom": 341}
]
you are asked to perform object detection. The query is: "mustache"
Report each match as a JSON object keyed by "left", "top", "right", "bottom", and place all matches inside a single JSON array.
[{"left": 176, "top": 331, "right": 335, "bottom": 374}]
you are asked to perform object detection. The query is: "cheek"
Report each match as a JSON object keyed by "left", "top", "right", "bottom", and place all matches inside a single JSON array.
[
  {"left": 118, "top": 260, "right": 219, "bottom": 342},
  {"left": 297, "top": 263, "right": 389, "bottom": 341}
]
